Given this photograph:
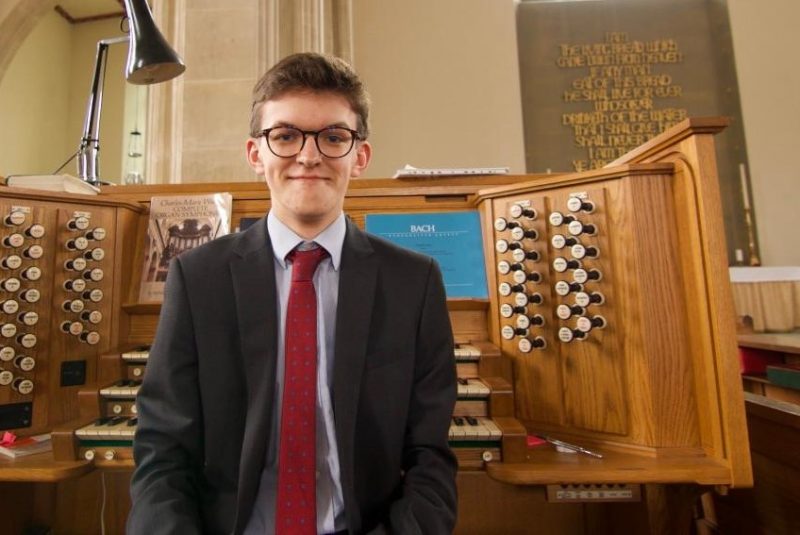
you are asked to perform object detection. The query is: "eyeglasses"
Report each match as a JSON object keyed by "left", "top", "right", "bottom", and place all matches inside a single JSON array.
[{"left": 257, "top": 126, "right": 362, "bottom": 159}]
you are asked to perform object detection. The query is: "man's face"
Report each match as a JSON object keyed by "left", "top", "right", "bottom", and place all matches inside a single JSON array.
[{"left": 246, "top": 91, "right": 371, "bottom": 235}]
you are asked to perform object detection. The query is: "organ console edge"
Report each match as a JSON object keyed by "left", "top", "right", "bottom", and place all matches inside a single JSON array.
[
  {"left": 474, "top": 116, "right": 752, "bottom": 489},
  {"left": 0, "top": 185, "right": 145, "bottom": 213},
  {"left": 605, "top": 116, "right": 731, "bottom": 167},
  {"left": 472, "top": 162, "right": 676, "bottom": 203}
]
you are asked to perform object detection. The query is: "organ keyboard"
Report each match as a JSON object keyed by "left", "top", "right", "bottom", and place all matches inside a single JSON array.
[
  {"left": 449, "top": 333, "right": 526, "bottom": 468},
  {"left": 121, "top": 346, "right": 150, "bottom": 362},
  {"left": 456, "top": 378, "right": 491, "bottom": 398},
  {"left": 54, "top": 340, "right": 525, "bottom": 471},
  {"left": 98, "top": 380, "right": 141, "bottom": 398},
  {"left": 449, "top": 416, "right": 503, "bottom": 441},
  {"left": 74, "top": 415, "right": 137, "bottom": 464},
  {"left": 75, "top": 416, "right": 137, "bottom": 440},
  {"left": 453, "top": 343, "right": 481, "bottom": 360}
]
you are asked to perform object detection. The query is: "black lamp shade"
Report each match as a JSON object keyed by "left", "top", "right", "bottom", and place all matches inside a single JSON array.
[{"left": 124, "top": 0, "right": 185, "bottom": 84}]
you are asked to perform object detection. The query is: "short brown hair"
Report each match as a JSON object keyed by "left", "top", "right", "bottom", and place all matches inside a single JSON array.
[{"left": 249, "top": 52, "right": 370, "bottom": 139}]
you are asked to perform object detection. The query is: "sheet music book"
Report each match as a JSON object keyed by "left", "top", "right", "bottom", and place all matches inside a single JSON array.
[
  {"left": 138, "top": 193, "right": 233, "bottom": 302},
  {"left": 0, "top": 433, "right": 52, "bottom": 458},
  {"left": 392, "top": 164, "right": 509, "bottom": 178},
  {"left": 3, "top": 174, "right": 100, "bottom": 194},
  {"left": 365, "top": 211, "right": 488, "bottom": 298}
]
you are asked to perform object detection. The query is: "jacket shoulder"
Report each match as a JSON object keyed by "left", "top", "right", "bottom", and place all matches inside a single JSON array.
[
  {"left": 177, "top": 216, "right": 267, "bottom": 267},
  {"left": 174, "top": 232, "right": 237, "bottom": 267}
]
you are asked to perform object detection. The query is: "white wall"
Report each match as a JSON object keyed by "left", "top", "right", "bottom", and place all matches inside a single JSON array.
[
  {"left": 66, "top": 18, "right": 126, "bottom": 183},
  {"left": 353, "top": 0, "right": 526, "bottom": 178},
  {"left": 0, "top": 13, "right": 126, "bottom": 182},
  {"left": 0, "top": 10, "right": 71, "bottom": 177},
  {"left": 2, "top": 1, "right": 796, "bottom": 266},
  {"left": 353, "top": 0, "right": 799, "bottom": 267},
  {"left": 728, "top": 0, "right": 800, "bottom": 266}
]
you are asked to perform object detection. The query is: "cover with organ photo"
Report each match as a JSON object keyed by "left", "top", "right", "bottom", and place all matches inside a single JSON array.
[{"left": 138, "top": 193, "right": 232, "bottom": 302}]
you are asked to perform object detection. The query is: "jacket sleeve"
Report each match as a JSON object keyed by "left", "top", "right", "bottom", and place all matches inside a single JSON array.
[
  {"left": 127, "top": 258, "right": 205, "bottom": 534},
  {"left": 372, "top": 259, "right": 459, "bottom": 534}
]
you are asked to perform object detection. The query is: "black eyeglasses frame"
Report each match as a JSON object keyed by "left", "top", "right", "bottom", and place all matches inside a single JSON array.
[{"left": 257, "top": 126, "right": 362, "bottom": 159}]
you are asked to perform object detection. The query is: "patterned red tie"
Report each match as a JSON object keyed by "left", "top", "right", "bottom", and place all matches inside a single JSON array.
[{"left": 276, "top": 246, "right": 328, "bottom": 535}]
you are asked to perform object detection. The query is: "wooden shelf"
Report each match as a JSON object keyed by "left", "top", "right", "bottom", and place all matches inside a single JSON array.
[
  {"left": 0, "top": 452, "right": 92, "bottom": 482},
  {"left": 487, "top": 447, "right": 732, "bottom": 486},
  {"left": 738, "top": 331, "right": 800, "bottom": 355},
  {"left": 447, "top": 298, "right": 490, "bottom": 311},
  {"left": 745, "top": 391, "right": 800, "bottom": 423},
  {"left": 740, "top": 332, "right": 800, "bottom": 405},
  {"left": 743, "top": 374, "right": 800, "bottom": 405}
]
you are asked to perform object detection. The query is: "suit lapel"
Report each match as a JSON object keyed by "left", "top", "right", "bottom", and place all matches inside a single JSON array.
[
  {"left": 333, "top": 219, "right": 377, "bottom": 529},
  {"left": 229, "top": 217, "right": 279, "bottom": 533}
]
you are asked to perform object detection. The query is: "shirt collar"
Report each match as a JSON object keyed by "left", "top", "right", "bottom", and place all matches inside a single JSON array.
[{"left": 267, "top": 211, "right": 345, "bottom": 271}]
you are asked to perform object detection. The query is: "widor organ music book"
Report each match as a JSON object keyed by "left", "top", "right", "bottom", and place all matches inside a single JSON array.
[{"left": 138, "top": 193, "right": 233, "bottom": 302}]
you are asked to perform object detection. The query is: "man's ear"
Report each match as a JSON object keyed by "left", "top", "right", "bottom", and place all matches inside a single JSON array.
[
  {"left": 246, "top": 137, "right": 265, "bottom": 175},
  {"left": 350, "top": 141, "right": 372, "bottom": 177}
]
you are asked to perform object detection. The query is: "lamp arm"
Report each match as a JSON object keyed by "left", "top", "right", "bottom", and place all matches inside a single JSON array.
[
  {"left": 77, "top": 36, "right": 129, "bottom": 185},
  {"left": 73, "top": 0, "right": 184, "bottom": 186}
]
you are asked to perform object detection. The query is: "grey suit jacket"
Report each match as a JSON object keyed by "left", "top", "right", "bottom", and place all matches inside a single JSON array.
[{"left": 128, "top": 216, "right": 458, "bottom": 534}]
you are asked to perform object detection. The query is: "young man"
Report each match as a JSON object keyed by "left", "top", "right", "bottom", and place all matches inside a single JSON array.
[{"left": 128, "top": 53, "right": 458, "bottom": 534}]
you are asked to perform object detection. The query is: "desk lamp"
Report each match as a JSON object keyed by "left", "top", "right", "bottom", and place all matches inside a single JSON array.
[{"left": 76, "top": 0, "right": 185, "bottom": 185}]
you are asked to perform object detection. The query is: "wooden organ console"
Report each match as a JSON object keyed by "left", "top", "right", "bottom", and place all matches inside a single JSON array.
[{"left": 0, "top": 118, "right": 751, "bottom": 534}]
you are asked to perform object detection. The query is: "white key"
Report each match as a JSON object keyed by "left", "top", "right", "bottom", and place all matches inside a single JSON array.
[{"left": 121, "top": 350, "right": 150, "bottom": 362}]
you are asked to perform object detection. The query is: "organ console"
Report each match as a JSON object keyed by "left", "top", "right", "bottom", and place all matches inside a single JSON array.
[{"left": 0, "top": 118, "right": 752, "bottom": 533}]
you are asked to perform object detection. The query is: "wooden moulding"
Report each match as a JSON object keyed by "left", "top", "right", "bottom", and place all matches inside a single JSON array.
[
  {"left": 0, "top": 186, "right": 144, "bottom": 212},
  {"left": 97, "top": 175, "right": 531, "bottom": 205},
  {"left": 121, "top": 299, "right": 491, "bottom": 347},
  {"left": 738, "top": 332, "right": 800, "bottom": 355},
  {"left": 119, "top": 208, "right": 150, "bottom": 315},
  {"left": 494, "top": 416, "right": 528, "bottom": 464},
  {"left": 487, "top": 452, "right": 732, "bottom": 486},
  {"left": 0, "top": 452, "right": 92, "bottom": 482},
  {"left": 447, "top": 298, "right": 490, "bottom": 311},
  {"left": 51, "top": 417, "right": 93, "bottom": 462},
  {"left": 483, "top": 376, "right": 515, "bottom": 418}
]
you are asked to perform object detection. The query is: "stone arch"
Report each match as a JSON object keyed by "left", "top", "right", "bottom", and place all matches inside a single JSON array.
[{"left": 0, "top": 0, "right": 57, "bottom": 84}]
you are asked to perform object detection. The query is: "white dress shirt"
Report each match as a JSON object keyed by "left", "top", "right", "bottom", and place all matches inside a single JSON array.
[{"left": 244, "top": 212, "right": 346, "bottom": 534}]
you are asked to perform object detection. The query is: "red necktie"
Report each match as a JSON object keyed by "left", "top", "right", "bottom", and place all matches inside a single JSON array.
[{"left": 276, "top": 246, "right": 328, "bottom": 535}]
